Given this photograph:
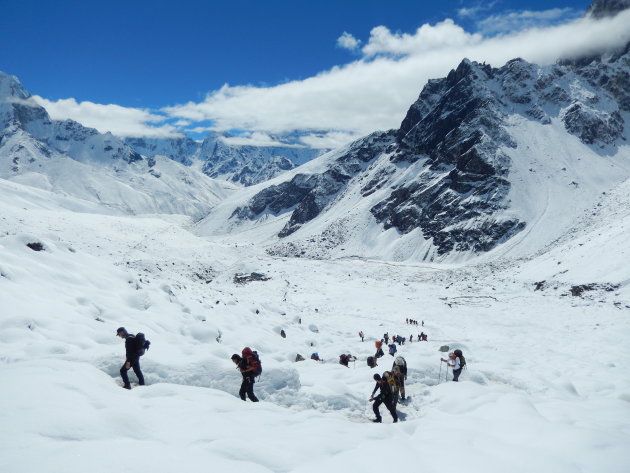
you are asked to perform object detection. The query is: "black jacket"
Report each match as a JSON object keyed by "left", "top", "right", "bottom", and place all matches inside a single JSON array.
[
  {"left": 371, "top": 381, "right": 393, "bottom": 402},
  {"left": 124, "top": 335, "right": 139, "bottom": 361}
]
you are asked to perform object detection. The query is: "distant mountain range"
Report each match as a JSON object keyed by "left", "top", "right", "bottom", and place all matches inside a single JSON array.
[
  {"left": 1, "top": 0, "right": 628, "bottom": 262},
  {"left": 0, "top": 72, "right": 234, "bottom": 218}
]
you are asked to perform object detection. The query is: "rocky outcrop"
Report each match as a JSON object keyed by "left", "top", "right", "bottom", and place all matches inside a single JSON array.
[
  {"left": 587, "top": 0, "right": 630, "bottom": 18},
  {"left": 228, "top": 42, "right": 629, "bottom": 258},
  {"left": 231, "top": 131, "right": 395, "bottom": 236}
]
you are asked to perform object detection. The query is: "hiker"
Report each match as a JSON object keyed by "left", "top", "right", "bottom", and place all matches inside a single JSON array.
[
  {"left": 339, "top": 353, "right": 355, "bottom": 368},
  {"left": 409, "top": 334, "right": 413, "bottom": 342},
  {"left": 388, "top": 343, "right": 397, "bottom": 356},
  {"left": 280, "top": 329, "right": 286, "bottom": 338},
  {"left": 369, "top": 373, "right": 398, "bottom": 423},
  {"left": 367, "top": 355, "right": 377, "bottom": 368},
  {"left": 375, "top": 340, "right": 384, "bottom": 358},
  {"left": 441, "top": 350, "right": 464, "bottom": 382},
  {"left": 359, "top": 330, "right": 364, "bottom": 342},
  {"left": 392, "top": 356, "right": 407, "bottom": 400},
  {"left": 231, "top": 347, "right": 260, "bottom": 401},
  {"left": 383, "top": 333, "right": 389, "bottom": 344},
  {"left": 116, "top": 327, "right": 145, "bottom": 390}
]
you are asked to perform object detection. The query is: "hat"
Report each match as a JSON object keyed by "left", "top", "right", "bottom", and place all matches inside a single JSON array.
[
  {"left": 116, "top": 327, "right": 127, "bottom": 335},
  {"left": 373, "top": 373, "right": 381, "bottom": 381},
  {"left": 231, "top": 354, "right": 241, "bottom": 361}
]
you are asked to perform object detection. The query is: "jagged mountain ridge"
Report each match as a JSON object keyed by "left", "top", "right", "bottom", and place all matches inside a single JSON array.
[
  {"left": 0, "top": 72, "right": 234, "bottom": 217},
  {"left": 124, "top": 133, "right": 325, "bottom": 187},
  {"left": 197, "top": 34, "right": 630, "bottom": 261}
]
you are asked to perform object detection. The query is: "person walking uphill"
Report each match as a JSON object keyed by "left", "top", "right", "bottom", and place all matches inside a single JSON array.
[
  {"left": 369, "top": 373, "right": 398, "bottom": 423},
  {"left": 116, "top": 327, "right": 145, "bottom": 389},
  {"left": 231, "top": 347, "right": 261, "bottom": 402},
  {"left": 441, "top": 349, "right": 465, "bottom": 382}
]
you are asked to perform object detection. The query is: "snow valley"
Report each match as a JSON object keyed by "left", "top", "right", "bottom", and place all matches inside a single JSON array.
[{"left": 1, "top": 1, "right": 630, "bottom": 472}]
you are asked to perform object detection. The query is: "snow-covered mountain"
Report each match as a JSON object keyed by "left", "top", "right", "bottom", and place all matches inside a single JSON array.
[
  {"left": 197, "top": 16, "right": 630, "bottom": 262},
  {"left": 124, "top": 132, "right": 325, "bottom": 187},
  {"left": 0, "top": 72, "right": 235, "bottom": 218}
]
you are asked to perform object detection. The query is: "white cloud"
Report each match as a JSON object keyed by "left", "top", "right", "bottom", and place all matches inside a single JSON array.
[
  {"left": 337, "top": 32, "right": 361, "bottom": 50},
  {"left": 163, "top": 11, "right": 630, "bottom": 147},
  {"left": 361, "top": 20, "right": 482, "bottom": 57},
  {"left": 32, "top": 96, "right": 183, "bottom": 138},
  {"left": 476, "top": 8, "right": 580, "bottom": 35},
  {"left": 457, "top": 1, "right": 499, "bottom": 18},
  {"left": 299, "top": 131, "right": 364, "bottom": 149},
  {"left": 31, "top": 10, "right": 630, "bottom": 149},
  {"left": 219, "top": 132, "right": 304, "bottom": 148}
]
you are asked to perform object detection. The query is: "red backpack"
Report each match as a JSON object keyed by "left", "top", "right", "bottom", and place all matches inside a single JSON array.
[{"left": 242, "top": 347, "right": 262, "bottom": 376}]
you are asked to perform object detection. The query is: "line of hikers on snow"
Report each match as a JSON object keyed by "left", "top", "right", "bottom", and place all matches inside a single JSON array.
[
  {"left": 116, "top": 326, "right": 466, "bottom": 421},
  {"left": 359, "top": 331, "right": 428, "bottom": 344}
]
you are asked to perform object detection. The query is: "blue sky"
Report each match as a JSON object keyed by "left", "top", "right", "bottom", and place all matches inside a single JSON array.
[{"left": 4, "top": 0, "right": 627, "bottom": 147}]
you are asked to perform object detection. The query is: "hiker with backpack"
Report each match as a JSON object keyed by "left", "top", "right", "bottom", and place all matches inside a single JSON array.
[
  {"left": 388, "top": 343, "right": 397, "bottom": 356},
  {"left": 116, "top": 327, "right": 149, "bottom": 389},
  {"left": 231, "top": 347, "right": 261, "bottom": 402},
  {"left": 369, "top": 373, "right": 398, "bottom": 423},
  {"left": 441, "top": 349, "right": 465, "bottom": 382},
  {"left": 392, "top": 356, "right": 407, "bottom": 400}
]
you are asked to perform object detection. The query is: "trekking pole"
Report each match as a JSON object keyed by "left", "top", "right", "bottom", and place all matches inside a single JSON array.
[{"left": 438, "top": 360, "right": 442, "bottom": 385}]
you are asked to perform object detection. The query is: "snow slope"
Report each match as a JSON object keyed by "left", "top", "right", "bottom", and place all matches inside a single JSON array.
[{"left": 1, "top": 175, "right": 628, "bottom": 473}]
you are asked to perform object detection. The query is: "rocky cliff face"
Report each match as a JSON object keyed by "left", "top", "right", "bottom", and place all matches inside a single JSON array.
[
  {"left": 226, "top": 41, "right": 630, "bottom": 258},
  {"left": 587, "top": 0, "right": 630, "bottom": 18}
]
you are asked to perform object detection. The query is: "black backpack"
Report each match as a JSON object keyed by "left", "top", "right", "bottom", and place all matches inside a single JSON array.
[
  {"left": 454, "top": 349, "right": 466, "bottom": 367},
  {"left": 367, "top": 356, "right": 376, "bottom": 368},
  {"left": 135, "top": 332, "right": 151, "bottom": 356}
]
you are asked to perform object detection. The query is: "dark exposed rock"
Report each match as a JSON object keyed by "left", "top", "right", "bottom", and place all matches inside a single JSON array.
[
  {"left": 231, "top": 131, "right": 395, "bottom": 236},
  {"left": 233, "top": 272, "right": 271, "bottom": 284},
  {"left": 562, "top": 104, "right": 623, "bottom": 144},
  {"left": 26, "top": 242, "right": 44, "bottom": 251},
  {"left": 586, "top": 0, "right": 630, "bottom": 18}
]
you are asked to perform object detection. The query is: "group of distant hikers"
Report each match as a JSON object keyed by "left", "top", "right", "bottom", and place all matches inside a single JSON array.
[{"left": 116, "top": 323, "right": 466, "bottom": 422}]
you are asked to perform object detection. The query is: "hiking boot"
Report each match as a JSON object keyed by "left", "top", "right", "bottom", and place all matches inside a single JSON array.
[
  {"left": 372, "top": 418, "right": 382, "bottom": 423},
  {"left": 393, "top": 418, "right": 398, "bottom": 423},
  {"left": 123, "top": 385, "right": 131, "bottom": 390}
]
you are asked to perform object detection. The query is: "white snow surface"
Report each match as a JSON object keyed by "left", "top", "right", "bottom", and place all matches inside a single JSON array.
[{"left": 1, "top": 175, "right": 629, "bottom": 473}]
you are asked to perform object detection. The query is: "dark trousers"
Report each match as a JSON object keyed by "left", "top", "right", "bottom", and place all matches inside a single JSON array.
[
  {"left": 120, "top": 357, "right": 144, "bottom": 388},
  {"left": 373, "top": 397, "right": 397, "bottom": 422},
  {"left": 239, "top": 375, "right": 259, "bottom": 402},
  {"left": 453, "top": 368, "right": 462, "bottom": 382}
]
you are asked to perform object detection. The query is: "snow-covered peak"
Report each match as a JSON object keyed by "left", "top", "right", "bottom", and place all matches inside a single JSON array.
[
  {"left": 0, "top": 70, "right": 30, "bottom": 101},
  {"left": 587, "top": 0, "right": 630, "bottom": 18}
]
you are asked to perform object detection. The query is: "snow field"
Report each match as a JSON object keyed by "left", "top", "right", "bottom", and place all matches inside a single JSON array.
[{"left": 1, "top": 178, "right": 629, "bottom": 473}]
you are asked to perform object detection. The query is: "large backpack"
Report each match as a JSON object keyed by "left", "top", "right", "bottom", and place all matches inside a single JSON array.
[
  {"left": 453, "top": 349, "right": 466, "bottom": 368},
  {"left": 367, "top": 356, "right": 376, "bottom": 368},
  {"left": 383, "top": 371, "right": 399, "bottom": 394},
  {"left": 394, "top": 356, "right": 405, "bottom": 367},
  {"left": 135, "top": 332, "right": 151, "bottom": 356},
  {"left": 242, "top": 347, "right": 262, "bottom": 376}
]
